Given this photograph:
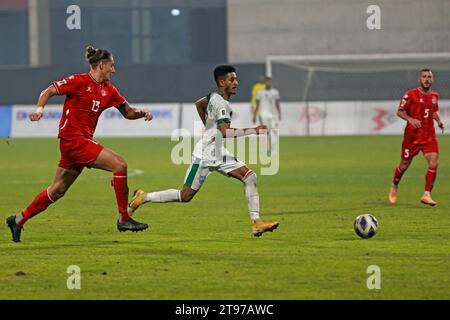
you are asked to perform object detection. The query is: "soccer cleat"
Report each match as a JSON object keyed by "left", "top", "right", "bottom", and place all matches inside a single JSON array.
[
  {"left": 388, "top": 185, "right": 398, "bottom": 204},
  {"left": 6, "top": 216, "right": 22, "bottom": 243},
  {"left": 117, "top": 217, "right": 149, "bottom": 232},
  {"left": 128, "top": 189, "right": 146, "bottom": 216},
  {"left": 252, "top": 220, "right": 280, "bottom": 237},
  {"left": 420, "top": 194, "right": 437, "bottom": 206}
]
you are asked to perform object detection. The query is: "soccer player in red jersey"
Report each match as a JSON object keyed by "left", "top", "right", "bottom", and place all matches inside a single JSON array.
[
  {"left": 389, "top": 69, "right": 444, "bottom": 206},
  {"left": 6, "top": 46, "right": 153, "bottom": 242}
]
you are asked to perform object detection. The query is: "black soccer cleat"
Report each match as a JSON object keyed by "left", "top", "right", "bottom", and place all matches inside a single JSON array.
[
  {"left": 117, "top": 217, "right": 149, "bottom": 233},
  {"left": 6, "top": 215, "right": 22, "bottom": 243}
]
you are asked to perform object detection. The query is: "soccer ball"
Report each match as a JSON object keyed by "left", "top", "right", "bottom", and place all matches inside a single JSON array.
[{"left": 354, "top": 214, "right": 378, "bottom": 239}]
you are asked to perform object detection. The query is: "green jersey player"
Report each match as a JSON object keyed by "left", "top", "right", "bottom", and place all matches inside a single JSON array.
[{"left": 128, "top": 65, "right": 279, "bottom": 237}]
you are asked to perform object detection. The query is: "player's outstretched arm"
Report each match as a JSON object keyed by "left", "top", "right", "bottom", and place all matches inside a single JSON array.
[
  {"left": 195, "top": 96, "right": 208, "bottom": 125},
  {"left": 217, "top": 122, "right": 267, "bottom": 138},
  {"left": 29, "top": 85, "right": 58, "bottom": 121},
  {"left": 117, "top": 102, "right": 153, "bottom": 121}
]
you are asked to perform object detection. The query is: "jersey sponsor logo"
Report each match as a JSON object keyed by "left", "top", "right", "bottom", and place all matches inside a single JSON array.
[{"left": 86, "top": 86, "right": 92, "bottom": 92}]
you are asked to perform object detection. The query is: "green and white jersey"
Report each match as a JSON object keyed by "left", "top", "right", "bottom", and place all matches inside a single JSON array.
[{"left": 193, "top": 91, "right": 233, "bottom": 166}]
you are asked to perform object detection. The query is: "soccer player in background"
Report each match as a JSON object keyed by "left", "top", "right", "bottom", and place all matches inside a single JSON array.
[
  {"left": 128, "top": 65, "right": 280, "bottom": 237},
  {"left": 389, "top": 69, "right": 444, "bottom": 206},
  {"left": 250, "top": 75, "right": 266, "bottom": 115},
  {"left": 253, "top": 76, "right": 281, "bottom": 156},
  {"left": 6, "top": 46, "right": 152, "bottom": 242}
]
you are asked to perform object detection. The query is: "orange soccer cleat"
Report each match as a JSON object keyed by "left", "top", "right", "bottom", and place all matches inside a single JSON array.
[
  {"left": 128, "top": 189, "right": 146, "bottom": 215},
  {"left": 252, "top": 220, "right": 280, "bottom": 237},
  {"left": 420, "top": 194, "right": 437, "bottom": 206},
  {"left": 388, "top": 185, "right": 398, "bottom": 204}
]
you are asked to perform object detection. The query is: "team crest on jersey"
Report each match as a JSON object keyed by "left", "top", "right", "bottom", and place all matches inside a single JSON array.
[
  {"left": 101, "top": 89, "right": 107, "bottom": 97},
  {"left": 221, "top": 109, "right": 226, "bottom": 116},
  {"left": 432, "top": 97, "right": 437, "bottom": 104},
  {"left": 419, "top": 98, "right": 424, "bottom": 103}
]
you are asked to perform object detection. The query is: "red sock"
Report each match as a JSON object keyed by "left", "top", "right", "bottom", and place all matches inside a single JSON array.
[
  {"left": 18, "top": 189, "right": 54, "bottom": 227},
  {"left": 425, "top": 168, "right": 437, "bottom": 192},
  {"left": 112, "top": 171, "right": 130, "bottom": 223},
  {"left": 392, "top": 165, "right": 405, "bottom": 186}
]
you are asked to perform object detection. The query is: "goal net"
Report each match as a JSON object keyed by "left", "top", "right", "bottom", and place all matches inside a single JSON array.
[{"left": 265, "top": 53, "right": 450, "bottom": 135}]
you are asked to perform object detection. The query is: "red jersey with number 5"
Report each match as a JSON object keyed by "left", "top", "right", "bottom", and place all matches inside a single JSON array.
[
  {"left": 52, "top": 73, "right": 126, "bottom": 140},
  {"left": 398, "top": 87, "right": 439, "bottom": 144}
]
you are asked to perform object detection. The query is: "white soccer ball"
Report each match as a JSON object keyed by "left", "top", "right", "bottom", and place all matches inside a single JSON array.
[{"left": 354, "top": 214, "right": 378, "bottom": 239}]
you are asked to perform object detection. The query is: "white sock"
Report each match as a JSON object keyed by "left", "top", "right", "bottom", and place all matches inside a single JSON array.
[
  {"left": 243, "top": 170, "right": 260, "bottom": 223},
  {"left": 423, "top": 191, "right": 431, "bottom": 197},
  {"left": 250, "top": 212, "right": 260, "bottom": 224},
  {"left": 144, "top": 189, "right": 181, "bottom": 203}
]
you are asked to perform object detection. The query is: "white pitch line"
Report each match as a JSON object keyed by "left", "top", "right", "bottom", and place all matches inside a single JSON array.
[{"left": 9, "top": 169, "right": 145, "bottom": 185}]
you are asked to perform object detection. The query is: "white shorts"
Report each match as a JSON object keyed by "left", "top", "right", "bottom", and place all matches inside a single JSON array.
[{"left": 183, "top": 155, "right": 246, "bottom": 191}]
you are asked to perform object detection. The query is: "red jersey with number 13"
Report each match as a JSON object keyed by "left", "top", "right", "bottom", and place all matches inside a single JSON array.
[
  {"left": 52, "top": 73, "right": 126, "bottom": 140},
  {"left": 398, "top": 87, "right": 439, "bottom": 145}
]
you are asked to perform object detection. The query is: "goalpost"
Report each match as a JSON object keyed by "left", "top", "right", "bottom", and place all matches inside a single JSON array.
[{"left": 266, "top": 53, "right": 450, "bottom": 135}]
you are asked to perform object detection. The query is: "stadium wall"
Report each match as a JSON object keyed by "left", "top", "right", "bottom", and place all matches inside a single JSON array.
[
  {"left": 3, "top": 101, "right": 450, "bottom": 138},
  {"left": 0, "top": 63, "right": 265, "bottom": 105},
  {"left": 228, "top": 0, "right": 450, "bottom": 63}
]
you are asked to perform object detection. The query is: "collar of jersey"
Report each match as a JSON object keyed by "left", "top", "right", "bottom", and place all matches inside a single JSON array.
[{"left": 87, "top": 72, "right": 108, "bottom": 86}]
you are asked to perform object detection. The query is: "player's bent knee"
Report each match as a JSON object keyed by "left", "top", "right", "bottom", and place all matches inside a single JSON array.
[
  {"left": 180, "top": 193, "right": 193, "bottom": 202},
  {"left": 180, "top": 189, "right": 195, "bottom": 202},
  {"left": 400, "top": 160, "right": 411, "bottom": 171},
  {"left": 114, "top": 158, "right": 127, "bottom": 172},
  {"left": 48, "top": 186, "right": 67, "bottom": 201},
  {"left": 243, "top": 171, "right": 257, "bottom": 184},
  {"left": 180, "top": 196, "right": 191, "bottom": 203}
]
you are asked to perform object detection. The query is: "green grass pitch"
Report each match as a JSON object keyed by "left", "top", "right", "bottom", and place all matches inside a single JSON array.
[{"left": 0, "top": 136, "right": 449, "bottom": 299}]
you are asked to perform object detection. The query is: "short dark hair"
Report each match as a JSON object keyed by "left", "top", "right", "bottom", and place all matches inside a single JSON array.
[
  {"left": 420, "top": 68, "right": 432, "bottom": 74},
  {"left": 86, "top": 46, "right": 112, "bottom": 68},
  {"left": 214, "top": 65, "right": 236, "bottom": 84}
]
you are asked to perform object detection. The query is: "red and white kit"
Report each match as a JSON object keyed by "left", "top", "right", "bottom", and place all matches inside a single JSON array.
[
  {"left": 398, "top": 87, "right": 439, "bottom": 160},
  {"left": 53, "top": 73, "right": 126, "bottom": 172}
]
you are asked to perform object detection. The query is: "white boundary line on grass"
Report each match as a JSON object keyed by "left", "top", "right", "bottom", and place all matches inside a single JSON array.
[{"left": 9, "top": 168, "right": 145, "bottom": 185}]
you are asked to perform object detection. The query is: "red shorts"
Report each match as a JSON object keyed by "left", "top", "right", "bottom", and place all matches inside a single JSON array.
[
  {"left": 58, "top": 137, "right": 104, "bottom": 173},
  {"left": 401, "top": 138, "right": 439, "bottom": 160}
]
